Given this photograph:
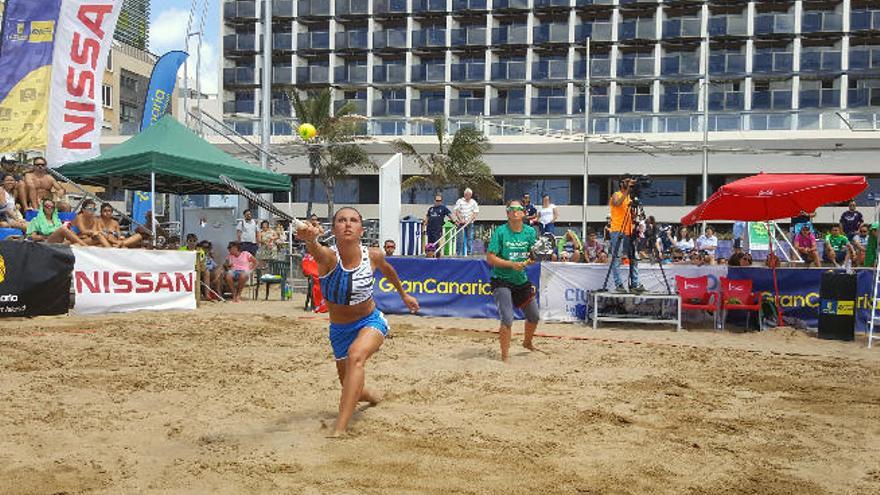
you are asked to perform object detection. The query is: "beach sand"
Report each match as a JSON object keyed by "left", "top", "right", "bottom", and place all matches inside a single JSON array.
[{"left": 1, "top": 297, "right": 879, "bottom": 494}]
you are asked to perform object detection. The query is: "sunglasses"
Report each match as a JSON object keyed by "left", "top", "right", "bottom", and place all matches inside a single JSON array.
[
  {"left": 43, "top": 204, "right": 54, "bottom": 209},
  {"left": 507, "top": 205, "right": 524, "bottom": 212}
]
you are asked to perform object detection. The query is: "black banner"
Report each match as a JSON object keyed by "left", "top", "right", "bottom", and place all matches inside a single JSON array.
[{"left": 0, "top": 240, "right": 74, "bottom": 317}]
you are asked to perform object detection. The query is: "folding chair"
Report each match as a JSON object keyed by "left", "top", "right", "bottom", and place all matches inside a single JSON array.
[{"left": 719, "top": 277, "right": 763, "bottom": 331}]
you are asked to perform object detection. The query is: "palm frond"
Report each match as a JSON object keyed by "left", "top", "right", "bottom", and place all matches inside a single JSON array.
[
  {"left": 390, "top": 139, "right": 431, "bottom": 172},
  {"left": 433, "top": 116, "right": 446, "bottom": 154},
  {"left": 401, "top": 175, "right": 431, "bottom": 192}
]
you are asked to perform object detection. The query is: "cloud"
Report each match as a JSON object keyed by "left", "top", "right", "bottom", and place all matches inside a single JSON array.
[{"left": 149, "top": 7, "right": 220, "bottom": 94}]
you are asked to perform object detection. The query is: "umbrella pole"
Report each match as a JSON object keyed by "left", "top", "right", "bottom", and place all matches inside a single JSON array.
[
  {"left": 150, "top": 172, "right": 156, "bottom": 249},
  {"left": 767, "top": 221, "right": 783, "bottom": 325}
]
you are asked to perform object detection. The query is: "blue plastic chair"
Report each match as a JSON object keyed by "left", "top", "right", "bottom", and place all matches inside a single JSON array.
[
  {"left": 58, "top": 212, "right": 76, "bottom": 222},
  {"left": 0, "top": 227, "right": 24, "bottom": 240},
  {"left": 24, "top": 210, "right": 37, "bottom": 222}
]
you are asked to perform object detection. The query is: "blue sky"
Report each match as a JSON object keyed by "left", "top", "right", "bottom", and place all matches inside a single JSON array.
[{"left": 149, "top": 0, "right": 220, "bottom": 93}]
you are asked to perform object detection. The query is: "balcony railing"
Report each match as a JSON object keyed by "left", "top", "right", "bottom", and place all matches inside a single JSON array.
[
  {"left": 575, "top": 0, "right": 614, "bottom": 5},
  {"left": 372, "top": 99, "right": 406, "bottom": 116},
  {"left": 336, "top": 31, "right": 369, "bottom": 50},
  {"left": 574, "top": 58, "right": 612, "bottom": 78},
  {"left": 850, "top": 10, "right": 880, "bottom": 31},
  {"left": 533, "top": 24, "right": 570, "bottom": 44},
  {"left": 297, "top": 0, "right": 331, "bottom": 16},
  {"left": 335, "top": 0, "right": 369, "bottom": 15},
  {"left": 412, "top": 0, "right": 447, "bottom": 13},
  {"left": 709, "top": 53, "right": 746, "bottom": 74},
  {"left": 801, "top": 12, "right": 843, "bottom": 33},
  {"left": 412, "top": 29, "right": 447, "bottom": 48},
  {"left": 709, "top": 92, "right": 743, "bottom": 111},
  {"left": 752, "top": 51, "right": 793, "bottom": 73},
  {"left": 848, "top": 88, "right": 880, "bottom": 107},
  {"left": 274, "top": 0, "right": 294, "bottom": 17},
  {"left": 450, "top": 98, "right": 485, "bottom": 116},
  {"left": 616, "top": 94, "right": 653, "bottom": 113},
  {"left": 708, "top": 16, "right": 748, "bottom": 37},
  {"left": 662, "top": 18, "right": 701, "bottom": 39},
  {"left": 273, "top": 66, "right": 293, "bottom": 84},
  {"left": 532, "top": 60, "right": 569, "bottom": 80},
  {"left": 661, "top": 54, "right": 700, "bottom": 76},
  {"left": 334, "top": 99, "right": 368, "bottom": 115},
  {"left": 373, "top": 64, "right": 407, "bottom": 83},
  {"left": 754, "top": 13, "right": 795, "bottom": 35},
  {"left": 451, "top": 28, "right": 487, "bottom": 46},
  {"left": 453, "top": 0, "right": 488, "bottom": 10},
  {"left": 491, "top": 61, "right": 528, "bottom": 80},
  {"left": 297, "top": 31, "right": 330, "bottom": 50},
  {"left": 799, "top": 88, "right": 840, "bottom": 108},
  {"left": 660, "top": 92, "right": 698, "bottom": 112},
  {"left": 411, "top": 63, "right": 446, "bottom": 82},
  {"left": 490, "top": 97, "right": 526, "bottom": 114},
  {"left": 493, "top": 0, "right": 529, "bottom": 9},
  {"left": 410, "top": 98, "right": 446, "bottom": 116},
  {"left": 751, "top": 90, "right": 792, "bottom": 110},
  {"left": 800, "top": 51, "right": 841, "bottom": 72},
  {"left": 534, "top": 0, "right": 570, "bottom": 8},
  {"left": 617, "top": 56, "right": 655, "bottom": 77},
  {"left": 492, "top": 25, "right": 529, "bottom": 45},
  {"left": 223, "top": 67, "right": 257, "bottom": 85},
  {"left": 296, "top": 65, "right": 331, "bottom": 84},
  {"left": 223, "top": 34, "right": 256, "bottom": 52},
  {"left": 223, "top": 1, "right": 256, "bottom": 20},
  {"left": 373, "top": 30, "right": 408, "bottom": 49},
  {"left": 451, "top": 63, "right": 486, "bottom": 81},
  {"left": 618, "top": 19, "right": 656, "bottom": 41},
  {"left": 334, "top": 64, "right": 369, "bottom": 84},
  {"left": 273, "top": 33, "right": 293, "bottom": 51},
  {"left": 373, "top": 0, "right": 407, "bottom": 14},
  {"left": 223, "top": 100, "right": 255, "bottom": 114},
  {"left": 272, "top": 99, "right": 293, "bottom": 117},
  {"left": 849, "top": 47, "right": 880, "bottom": 71},
  {"left": 531, "top": 96, "right": 568, "bottom": 115},
  {"left": 575, "top": 23, "right": 614, "bottom": 42}
]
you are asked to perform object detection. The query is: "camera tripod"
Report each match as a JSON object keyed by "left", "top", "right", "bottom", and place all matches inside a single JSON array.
[{"left": 600, "top": 195, "right": 672, "bottom": 295}]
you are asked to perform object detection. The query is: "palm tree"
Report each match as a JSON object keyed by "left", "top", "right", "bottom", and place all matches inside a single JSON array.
[
  {"left": 391, "top": 117, "right": 501, "bottom": 201},
  {"left": 290, "top": 89, "right": 372, "bottom": 217}
]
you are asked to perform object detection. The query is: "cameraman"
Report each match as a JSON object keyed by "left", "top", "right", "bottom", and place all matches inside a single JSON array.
[{"left": 608, "top": 175, "right": 644, "bottom": 293}]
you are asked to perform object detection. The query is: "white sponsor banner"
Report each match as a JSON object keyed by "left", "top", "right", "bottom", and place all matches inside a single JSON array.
[
  {"left": 72, "top": 247, "right": 197, "bottom": 315},
  {"left": 47, "top": 0, "right": 122, "bottom": 165},
  {"left": 539, "top": 262, "right": 729, "bottom": 322}
]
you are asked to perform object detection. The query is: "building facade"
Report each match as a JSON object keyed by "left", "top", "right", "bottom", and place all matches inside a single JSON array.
[
  {"left": 218, "top": 0, "right": 880, "bottom": 228},
  {"left": 115, "top": 0, "right": 151, "bottom": 51}
]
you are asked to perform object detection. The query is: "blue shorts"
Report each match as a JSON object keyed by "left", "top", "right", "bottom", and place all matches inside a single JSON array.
[
  {"left": 230, "top": 269, "right": 249, "bottom": 281},
  {"left": 329, "top": 308, "right": 389, "bottom": 360}
]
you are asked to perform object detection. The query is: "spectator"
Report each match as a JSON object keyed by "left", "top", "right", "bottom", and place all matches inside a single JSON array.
[
  {"left": 72, "top": 199, "right": 111, "bottom": 247},
  {"left": 96, "top": 202, "right": 142, "bottom": 248},
  {"left": 839, "top": 200, "right": 864, "bottom": 240},
  {"left": 165, "top": 235, "right": 181, "bottom": 250},
  {"left": 424, "top": 193, "right": 452, "bottom": 253},
  {"left": 134, "top": 210, "right": 166, "bottom": 249},
  {"left": 383, "top": 239, "right": 396, "bottom": 257},
  {"left": 453, "top": 187, "right": 479, "bottom": 256},
  {"left": 224, "top": 241, "right": 256, "bottom": 302},
  {"left": 728, "top": 251, "right": 753, "bottom": 267},
  {"left": 674, "top": 226, "right": 694, "bottom": 253},
  {"left": 536, "top": 194, "right": 558, "bottom": 235},
  {"left": 0, "top": 173, "right": 26, "bottom": 232},
  {"left": 823, "top": 224, "right": 853, "bottom": 267},
  {"left": 555, "top": 229, "right": 581, "bottom": 262},
  {"left": 732, "top": 221, "right": 748, "bottom": 253},
  {"left": 26, "top": 199, "right": 84, "bottom": 245},
  {"left": 655, "top": 224, "right": 674, "bottom": 260},
  {"left": 23, "top": 157, "right": 64, "bottom": 211},
  {"left": 257, "top": 219, "right": 280, "bottom": 262},
  {"left": 639, "top": 216, "right": 658, "bottom": 259},
  {"left": 198, "top": 240, "right": 223, "bottom": 300},
  {"left": 695, "top": 226, "right": 718, "bottom": 265},
  {"left": 236, "top": 209, "right": 259, "bottom": 255},
  {"left": 583, "top": 229, "right": 608, "bottom": 263},
  {"left": 308, "top": 213, "right": 325, "bottom": 234},
  {"left": 424, "top": 242, "right": 438, "bottom": 258},
  {"left": 865, "top": 223, "right": 879, "bottom": 268},
  {"left": 853, "top": 223, "right": 870, "bottom": 266},
  {"left": 179, "top": 234, "right": 209, "bottom": 300},
  {"left": 522, "top": 193, "right": 538, "bottom": 226},
  {"left": 790, "top": 209, "right": 816, "bottom": 239},
  {"left": 794, "top": 224, "right": 821, "bottom": 267}
]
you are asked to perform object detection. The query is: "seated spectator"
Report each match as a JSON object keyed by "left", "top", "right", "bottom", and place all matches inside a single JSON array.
[
  {"left": 26, "top": 199, "right": 84, "bottom": 245},
  {"left": 852, "top": 224, "right": 870, "bottom": 266},
  {"left": 583, "top": 230, "right": 607, "bottom": 263},
  {"left": 179, "top": 234, "right": 208, "bottom": 300},
  {"left": 424, "top": 242, "right": 438, "bottom": 258},
  {"left": 824, "top": 225, "right": 853, "bottom": 267},
  {"left": 557, "top": 230, "right": 582, "bottom": 262},
  {"left": 197, "top": 240, "right": 223, "bottom": 300},
  {"left": 655, "top": 225, "right": 674, "bottom": 260},
  {"left": 695, "top": 226, "right": 718, "bottom": 265},
  {"left": 165, "top": 235, "right": 181, "bottom": 250},
  {"left": 674, "top": 226, "right": 694, "bottom": 254},
  {"left": 97, "top": 203, "right": 143, "bottom": 248},
  {"left": 72, "top": 199, "right": 111, "bottom": 247},
  {"left": 0, "top": 173, "right": 26, "bottom": 232},
  {"left": 257, "top": 220, "right": 280, "bottom": 263},
  {"left": 671, "top": 249, "right": 687, "bottom": 264},
  {"left": 57, "top": 201, "right": 72, "bottom": 213},
  {"left": 224, "top": 241, "right": 256, "bottom": 302},
  {"left": 728, "top": 251, "right": 753, "bottom": 267},
  {"left": 794, "top": 224, "right": 821, "bottom": 267}
]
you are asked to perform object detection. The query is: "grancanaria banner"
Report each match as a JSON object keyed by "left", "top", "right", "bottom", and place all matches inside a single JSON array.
[
  {"left": 373, "top": 258, "right": 540, "bottom": 319},
  {"left": 0, "top": 0, "right": 122, "bottom": 164}
]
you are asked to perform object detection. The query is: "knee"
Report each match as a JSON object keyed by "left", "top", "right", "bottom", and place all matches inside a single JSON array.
[
  {"left": 347, "top": 348, "right": 368, "bottom": 367},
  {"left": 500, "top": 316, "right": 514, "bottom": 328}
]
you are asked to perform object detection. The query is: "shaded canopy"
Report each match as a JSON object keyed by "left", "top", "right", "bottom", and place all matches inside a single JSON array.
[{"left": 56, "top": 115, "right": 290, "bottom": 194}]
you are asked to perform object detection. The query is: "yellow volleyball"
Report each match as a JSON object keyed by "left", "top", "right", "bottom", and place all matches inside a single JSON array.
[{"left": 298, "top": 123, "right": 317, "bottom": 140}]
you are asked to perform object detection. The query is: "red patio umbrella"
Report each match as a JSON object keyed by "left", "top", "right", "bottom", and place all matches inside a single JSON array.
[{"left": 681, "top": 173, "right": 867, "bottom": 326}]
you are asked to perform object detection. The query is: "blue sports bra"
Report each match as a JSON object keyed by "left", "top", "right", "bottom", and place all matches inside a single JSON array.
[{"left": 319, "top": 245, "right": 375, "bottom": 305}]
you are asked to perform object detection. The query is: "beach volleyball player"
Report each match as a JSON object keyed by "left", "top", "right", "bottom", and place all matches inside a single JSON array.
[
  {"left": 297, "top": 207, "right": 419, "bottom": 436},
  {"left": 486, "top": 199, "right": 541, "bottom": 362}
]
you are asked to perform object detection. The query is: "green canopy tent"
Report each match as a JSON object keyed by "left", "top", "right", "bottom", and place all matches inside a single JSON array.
[{"left": 56, "top": 115, "right": 291, "bottom": 195}]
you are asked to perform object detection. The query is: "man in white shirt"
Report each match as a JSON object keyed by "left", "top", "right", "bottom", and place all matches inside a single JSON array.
[
  {"left": 453, "top": 188, "right": 479, "bottom": 256},
  {"left": 236, "top": 208, "right": 259, "bottom": 255},
  {"left": 695, "top": 226, "right": 718, "bottom": 265}
]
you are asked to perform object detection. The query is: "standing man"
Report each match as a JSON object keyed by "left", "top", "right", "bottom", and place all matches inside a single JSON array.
[
  {"left": 522, "top": 192, "right": 538, "bottom": 226},
  {"left": 453, "top": 188, "right": 479, "bottom": 256},
  {"left": 608, "top": 175, "right": 644, "bottom": 293},
  {"left": 486, "top": 199, "right": 540, "bottom": 363},
  {"left": 840, "top": 200, "right": 864, "bottom": 240},
  {"left": 424, "top": 193, "right": 452, "bottom": 254},
  {"left": 236, "top": 208, "right": 259, "bottom": 256},
  {"left": 24, "top": 157, "right": 64, "bottom": 211}
]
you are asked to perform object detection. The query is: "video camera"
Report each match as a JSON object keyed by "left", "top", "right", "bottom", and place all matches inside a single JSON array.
[{"left": 622, "top": 173, "right": 653, "bottom": 206}]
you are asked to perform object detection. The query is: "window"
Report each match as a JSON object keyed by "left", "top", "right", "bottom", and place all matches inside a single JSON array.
[
  {"left": 631, "top": 177, "right": 685, "bottom": 206},
  {"left": 106, "top": 50, "right": 113, "bottom": 71},
  {"left": 503, "top": 178, "right": 573, "bottom": 205},
  {"left": 101, "top": 85, "right": 112, "bottom": 108},
  {"left": 402, "top": 184, "right": 458, "bottom": 204},
  {"left": 295, "top": 178, "right": 359, "bottom": 203}
]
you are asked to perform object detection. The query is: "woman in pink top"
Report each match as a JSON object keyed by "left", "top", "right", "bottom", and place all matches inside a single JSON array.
[
  {"left": 224, "top": 241, "right": 257, "bottom": 302},
  {"left": 794, "top": 224, "right": 821, "bottom": 267}
]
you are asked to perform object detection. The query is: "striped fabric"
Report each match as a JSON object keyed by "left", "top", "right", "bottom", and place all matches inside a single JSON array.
[{"left": 400, "top": 220, "right": 423, "bottom": 256}]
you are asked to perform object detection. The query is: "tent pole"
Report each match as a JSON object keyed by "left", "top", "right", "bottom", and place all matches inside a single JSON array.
[
  {"left": 768, "top": 221, "right": 783, "bottom": 325},
  {"left": 288, "top": 190, "right": 293, "bottom": 301},
  {"left": 151, "top": 172, "right": 156, "bottom": 248}
]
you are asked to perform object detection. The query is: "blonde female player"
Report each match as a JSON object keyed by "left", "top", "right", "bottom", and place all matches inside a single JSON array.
[{"left": 297, "top": 207, "right": 419, "bottom": 436}]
